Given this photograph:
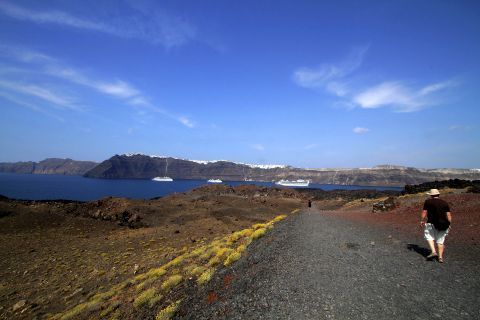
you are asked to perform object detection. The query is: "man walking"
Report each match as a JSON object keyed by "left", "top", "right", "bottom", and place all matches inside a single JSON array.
[{"left": 420, "top": 189, "right": 452, "bottom": 263}]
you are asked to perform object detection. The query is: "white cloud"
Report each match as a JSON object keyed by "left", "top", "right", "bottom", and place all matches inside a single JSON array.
[
  {"left": 252, "top": 144, "right": 265, "bottom": 151},
  {"left": 178, "top": 117, "right": 195, "bottom": 128},
  {"left": 0, "top": 90, "right": 65, "bottom": 121},
  {"left": 293, "top": 46, "right": 368, "bottom": 96},
  {"left": 354, "top": 82, "right": 413, "bottom": 109},
  {"left": 419, "top": 81, "right": 457, "bottom": 96},
  {"left": 44, "top": 66, "right": 140, "bottom": 99},
  {"left": 0, "top": 46, "right": 197, "bottom": 127},
  {"left": 293, "top": 45, "right": 458, "bottom": 113},
  {"left": 95, "top": 80, "right": 139, "bottom": 99},
  {"left": 353, "top": 127, "right": 370, "bottom": 134},
  {"left": 0, "top": 80, "right": 78, "bottom": 110},
  {"left": 448, "top": 125, "right": 471, "bottom": 131},
  {"left": 0, "top": 2, "right": 197, "bottom": 49},
  {"left": 326, "top": 82, "right": 349, "bottom": 97},
  {"left": 353, "top": 81, "right": 456, "bottom": 112}
]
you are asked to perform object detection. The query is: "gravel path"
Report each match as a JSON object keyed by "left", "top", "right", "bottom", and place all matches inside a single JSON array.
[{"left": 176, "top": 208, "right": 480, "bottom": 319}]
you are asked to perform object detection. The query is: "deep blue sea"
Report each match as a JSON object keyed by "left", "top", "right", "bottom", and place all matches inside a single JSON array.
[{"left": 0, "top": 173, "right": 403, "bottom": 201}]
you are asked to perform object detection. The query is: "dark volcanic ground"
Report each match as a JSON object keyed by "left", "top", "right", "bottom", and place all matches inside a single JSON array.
[
  {"left": 176, "top": 193, "right": 480, "bottom": 319},
  {"left": 0, "top": 185, "right": 304, "bottom": 319}
]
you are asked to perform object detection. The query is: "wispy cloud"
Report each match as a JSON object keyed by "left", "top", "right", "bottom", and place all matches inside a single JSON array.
[
  {"left": 294, "top": 47, "right": 459, "bottom": 113},
  {"left": 293, "top": 46, "right": 368, "bottom": 96},
  {"left": 0, "top": 2, "right": 197, "bottom": 49},
  {"left": 0, "top": 91, "right": 65, "bottom": 121},
  {"left": 448, "top": 125, "right": 471, "bottom": 131},
  {"left": 178, "top": 117, "right": 195, "bottom": 128},
  {"left": 252, "top": 144, "right": 265, "bottom": 151},
  {"left": 419, "top": 81, "right": 456, "bottom": 96},
  {"left": 45, "top": 66, "right": 141, "bottom": 99},
  {"left": 0, "top": 46, "right": 196, "bottom": 127},
  {"left": 0, "top": 80, "right": 79, "bottom": 110},
  {"left": 353, "top": 81, "right": 457, "bottom": 112},
  {"left": 353, "top": 127, "right": 370, "bottom": 134}
]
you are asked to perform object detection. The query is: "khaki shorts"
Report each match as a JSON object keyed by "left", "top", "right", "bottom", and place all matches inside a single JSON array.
[{"left": 424, "top": 223, "right": 449, "bottom": 244}]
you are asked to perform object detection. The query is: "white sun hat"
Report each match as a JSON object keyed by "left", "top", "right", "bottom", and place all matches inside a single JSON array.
[{"left": 426, "top": 188, "right": 440, "bottom": 196}]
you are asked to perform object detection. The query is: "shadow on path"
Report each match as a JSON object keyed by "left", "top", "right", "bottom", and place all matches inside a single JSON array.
[{"left": 407, "top": 243, "right": 430, "bottom": 257}]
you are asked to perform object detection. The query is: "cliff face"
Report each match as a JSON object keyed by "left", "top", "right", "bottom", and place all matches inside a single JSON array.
[
  {"left": 83, "top": 154, "right": 279, "bottom": 180},
  {"left": 0, "top": 158, "right": 98, "bottom": 175},
  {"left": 84, "top": 154, "right": 480, "bottom": 186}
]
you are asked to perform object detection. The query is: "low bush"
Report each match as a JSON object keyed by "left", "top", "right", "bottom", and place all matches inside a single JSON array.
[{"left": 161, "top": 275, "right": 183, "bottom": 291}]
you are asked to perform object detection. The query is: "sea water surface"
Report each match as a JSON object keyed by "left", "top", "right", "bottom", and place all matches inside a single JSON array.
[{"left": 0, "top": 173, "right": 402, "bottom": 201}]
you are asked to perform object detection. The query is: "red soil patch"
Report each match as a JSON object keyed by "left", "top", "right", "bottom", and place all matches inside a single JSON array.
[{"left": 326, "top": 193, "right": 480, "bottom": 246}]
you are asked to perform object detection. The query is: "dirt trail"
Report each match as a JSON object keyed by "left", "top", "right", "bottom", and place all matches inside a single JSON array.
[{"left": 177, "top": 207, "right": 480, "bottom": 319}]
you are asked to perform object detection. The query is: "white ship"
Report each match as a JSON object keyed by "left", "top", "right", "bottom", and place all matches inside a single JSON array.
[
  {"left": 276, "top": 179, "right": 310, "bottom": 187},
  {"left": 152, "top": 176, "right": 173, "bottom": 182},
  {"left": 152, "top": 158, "right": 173, "bottom": 182},
  {"left": 207, "top": 179, "right": 223, "bottom": 183}
]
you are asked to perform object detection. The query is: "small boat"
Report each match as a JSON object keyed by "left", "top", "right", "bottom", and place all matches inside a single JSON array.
[
  {"left": 207, "top": 179, "right": 222, "bottom": 183},
  {"left": 152, "top": 177, "right": 173, "bottom": 182},
  {"left": 275, "top": 179, "right": 310, "bottom": 187},
  {"left": 152, "top": 158, "right": 173, "bottom": 182}
]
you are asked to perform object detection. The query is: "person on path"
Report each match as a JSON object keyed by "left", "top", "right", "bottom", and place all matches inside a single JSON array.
[{"left": 420, "top": 188, "right": 452, "bottom": 263}]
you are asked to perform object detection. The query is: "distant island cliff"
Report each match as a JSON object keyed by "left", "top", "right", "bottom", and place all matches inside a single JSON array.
[
  {"left": 2, "top": 154, "right": 479, "bottom": 186},
  {"left": 83, "top": 153, "right": 480, "bottom": 187},
  {"left": 0, "top": 158, "right": 97, "bottom": 175}
]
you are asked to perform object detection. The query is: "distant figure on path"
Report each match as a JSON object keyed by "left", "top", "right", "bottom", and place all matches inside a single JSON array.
[{"left": 420, "top": 189, "right": 452, "bottom": 263}]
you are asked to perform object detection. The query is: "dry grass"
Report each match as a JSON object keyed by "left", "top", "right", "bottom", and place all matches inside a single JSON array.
[
  {"left": 146, "top": 267, "right": 167, "bottom": 279},
  {"left": 224, "top": 251, "right": 241, "bottom": 266},
  {"left": 197, "top": 267, "right": 215, "bottom": 285},
  {"left": 161, "top": 275, "right": 183, "bottom": 291},
  {"left": 58, "top": 299, "right": 102, "bottom": 320},
  {"left": 251, "top": 228, "right": 266, "bottom": 240},
  {"left": 134, "top": 288, "right": 157, "bottom": 308},
  {"left": 252, "top": 223, "right": 267, "bottom": 230},
  {"left": 156, "top": 300, "right": 181, "bottom": 320},
  {"left": 53, "top": 213, "right": 290, "bottom": 319},
  {"left": 273, "top": 214, "right": 287, "bottom": 222},
  {"left": 190, "top": 266, "right": 206, "bottom": 277}
]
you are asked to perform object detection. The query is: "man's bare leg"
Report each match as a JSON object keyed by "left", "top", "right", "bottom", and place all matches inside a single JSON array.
[
  {"left": 426, "top": 240, "right": 437, "bottom": 259},
  {"left": 437, "top": 244, "right": 444, "bottom": 261}
]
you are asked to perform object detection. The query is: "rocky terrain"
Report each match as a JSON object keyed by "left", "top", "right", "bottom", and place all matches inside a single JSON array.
[
  {"left": 0, "top": 158, "right": 97, "bottom": 175},
  {"left": 84, "top": 154, "right": 480, "bottom": 186},
  {"left": 0, "top": 185, "right": 305, "bottom": 319},
  {"left": 176, "top": 190, "right": 480, "bottom": 320},
  {"left": 404, "top": 178, "right": 480, "bottom": 194},
  {"left": 1, "top": 182, "right": 478, "bottom": 319}
]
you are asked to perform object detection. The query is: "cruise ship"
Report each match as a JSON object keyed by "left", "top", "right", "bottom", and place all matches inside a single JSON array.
[
  {"left": 207, "top": 179, "right": 223, "bottom": 183},
  {"left": 152, "top": 176, "right": 173, "bottom": 182},
  {"left": 275, "top": 179, "right": 310, "bottom": 187}
]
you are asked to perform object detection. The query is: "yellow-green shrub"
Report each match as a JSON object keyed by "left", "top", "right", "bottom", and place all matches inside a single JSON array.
[
  {"left": 161, "top": 275, "right": 183, "bottom": 291},
  {"left": 59, "top": 300, "right": 102, "bottom": 320},
  {"left": 236, "top": 244, "right": 247, "bottom": 253},
  {"left": 252, "top": 223, "right": 267, "bottom": 230},
  {"left": 251, "top": 228, "right": 266, "bottom": 240},
  {"left": 190, "top": 266, "right": 206, "bottom": 277},
  {"left": 146, "top": 267, "right": 167, "bottom": 279},
  {"left": 134, "top": 288, "right": 157, "bottom": 308},
  {"left": 224, "top": 251, "right": 241, "bottom": 266},
  {"left": 156, "top": 300, "right": 181, "bottom": 320},
  {"left": 197, "top": 268, "right": 215, "bottom": 285},
  {"left": 164, "top": 256, "right": 184, "bottom": 269}
]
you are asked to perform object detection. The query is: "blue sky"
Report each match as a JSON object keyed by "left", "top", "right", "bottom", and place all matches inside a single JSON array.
[{"left": 0, "top": 0, "right": 479, "bottom": 168}]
